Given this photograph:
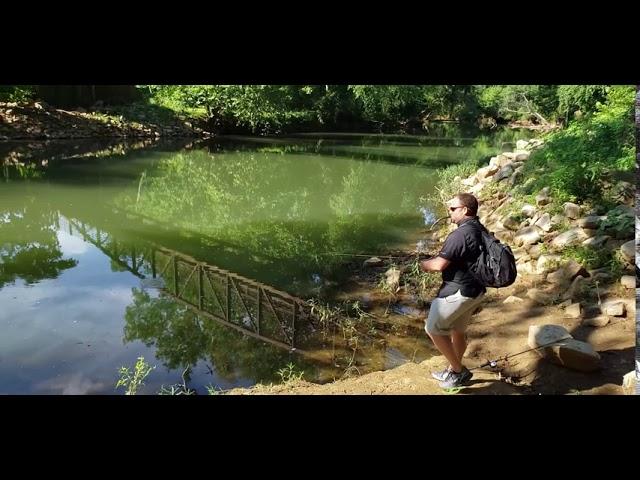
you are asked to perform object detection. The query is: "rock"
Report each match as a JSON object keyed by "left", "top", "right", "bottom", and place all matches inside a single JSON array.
[
  {"left": 526, "top": 244, "right": 543, "bottom": 260},
  {"left": 363, "top": 257, "right": 384, "bottom": 267},
  {"left": 461, "top": 176, "right": 478, "bottom": 186},
  {"left": 581, "top": 236, "right": 610, "bottom": 248},
  {"left": 546, "top": 269, "right": 572, "bottom": 285},
  {"left": 622, "top": 370, "right": 636, "bottom": 395},
  {"left": 469, "top": 182, "right": 485, "bottom": 195},
  {"left": 535, "top": 189, "right": 551, "bottom": 206},
  {"left": 517, "top": 261, "right": 537, "bottom": 275},
  {"left": 550, "top": 214, "right": 566, "bottom": 226},
  {"left": 514, "top": 226, "right": 541, "bottom": 246},
  {"left": 476, "top": 164, "right": 500, "bottom": 180},
  {"left": 620, "top": 240, "right": 635, "bottom": 262},
  {"left": 503, "top": 296, "right": 524, "bottom": 304},
  {"left": 534, "top": 213, "right": 552, "bottom": 232},
  {"left": 564, "top": 303, "right": 581, "bottom": 318},
  {"left": 521, "top": 204, "right": 536, "bottom": 218},
  {"left": 511, "top": 247, "right": 528, "bottom": 261},
  {"left": 591, "top": 272, "right": 611, "bottom": 283},
  {"left": 546, "top": 338, "right": 601, "bottom": 372},
  {"left": 563, "top": 260, "right": 589, "bottom": 280},
  {"left": 582, "top": 316, "right": 610, "bottom": 328},
  {"left": 494, "top": 230, "right": 515, "bottom": 244},
  {"left": 516, "top": 140, "right": 529, "bottom": 150},
  {"left": 612, "top": 181, "right": 634, "bottom": 201},
  {"left": 583, "top": 304, "right": 603, "bottom": 317},
  {"left": 560, "top": 276, "right": 588, "bottom": 301},
  {"left": 526, "top": 288, "right": 554, "bottom": 305},
  {"left": 620, "top": 275, "right": 635, "bottom": 289},
  {"left": 493, "top": 165, "right": 514, "bottom": 182},
  {"left": 514, "top": 151, "right": 530, "bottom": 161},
  {"left": 384, "top": 267, "right": 401, "bottom": 291},
  {"left": 537, "top": 254, "right": 562, "bottom": 274},
  {"left": 563, "top": 202, "right": 581, "bottom": 219},
  {"left": 602, "top": 301, "right": 626, "bottom": 317},
  {"left": 551, "top": 228, "right": 588, "bottom": 248},
  {"left": 576, "top": 216, "right": 606, "bottom": 229},
  {"left": 500, "top": 215, "right": 521, "bottom": 231},
  {"left": 527, "top": 324, "right": 572, "bottom": 349},
  {"left": 491, "top": 154, "right": 512, "bottom": 168}
]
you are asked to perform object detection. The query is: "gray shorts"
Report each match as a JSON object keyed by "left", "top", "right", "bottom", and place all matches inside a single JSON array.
[{"left": 425, "top": 290, "right": 485, "bottom": 336}]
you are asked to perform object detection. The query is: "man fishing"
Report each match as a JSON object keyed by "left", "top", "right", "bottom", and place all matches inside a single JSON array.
[{"left": 419, "top": 193, "right": 486, "bottom": 389}]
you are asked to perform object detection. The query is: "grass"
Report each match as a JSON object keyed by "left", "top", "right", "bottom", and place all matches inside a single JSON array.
[{"left": 116, "top": 356, "right": 155, "bottom": 395}]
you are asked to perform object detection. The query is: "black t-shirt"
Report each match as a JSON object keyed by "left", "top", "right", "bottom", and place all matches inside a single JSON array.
[{"left": 436, "top": 217, "right": 486, "bottom": 298}]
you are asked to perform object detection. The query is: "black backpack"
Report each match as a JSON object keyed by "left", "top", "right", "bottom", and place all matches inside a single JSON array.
[{"left": 462, "top": 222, "right": 517, "bottom": 288}]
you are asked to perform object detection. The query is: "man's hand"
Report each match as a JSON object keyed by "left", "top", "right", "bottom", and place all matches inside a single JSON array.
[{"left": 420, "top": 256, "right": 450, "bottom": 272}]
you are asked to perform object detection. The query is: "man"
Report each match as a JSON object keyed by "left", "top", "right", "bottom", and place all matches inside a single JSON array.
[{"left": 420, "top": 193, "right": 486, "bottom": 389}]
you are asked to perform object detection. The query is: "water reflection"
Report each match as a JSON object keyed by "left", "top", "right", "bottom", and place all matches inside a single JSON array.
[{"left": 0, "top": 128, "right": 531, "bottom": 393}]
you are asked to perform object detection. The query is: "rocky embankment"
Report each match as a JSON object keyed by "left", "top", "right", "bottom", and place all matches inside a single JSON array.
[
  {"left": 0, "top": 101, "right": 209, "bottom": 141},
  {"left": 0, "top": 101, "right": 212, "bottom": 166}
]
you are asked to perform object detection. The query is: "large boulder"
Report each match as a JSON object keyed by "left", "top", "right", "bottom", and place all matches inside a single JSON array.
[
  {"left": 527, "top": 324, "right": 572, "bottom": 348},
  {"left": 546, "top": 339, "right": 601, "bottom": 372}
]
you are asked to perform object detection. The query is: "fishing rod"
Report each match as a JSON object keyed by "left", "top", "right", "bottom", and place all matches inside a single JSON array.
[
  {"left": 469, "top": 336, "right": 572, "bottom": 371},
  {"left": 315, "top": 214, "right": 450, "bottom": 260},
  {"left": 316, "top": 252, "right": 432, "bottom": 259}
]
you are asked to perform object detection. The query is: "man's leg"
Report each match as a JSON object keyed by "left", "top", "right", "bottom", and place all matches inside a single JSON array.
[
  {"left": 451, "top": 329, "right": 467, "bottom": 365},
  {"left": 428, "top": 332, "right": 462, "bottom": 372},
  {"left": 426, "top": 292, "right": 482, "bottom": 373},
  {"left": 450, "top": 293, "right": 484, "bottom": 363}
]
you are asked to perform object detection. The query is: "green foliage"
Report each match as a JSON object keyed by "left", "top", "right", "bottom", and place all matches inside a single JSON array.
[
  {"left": 598, "top": 205, "right": 634, "bottom": 239},
  {"left": 349, "top": 85, "right": 425, "bottom": 126},
  {"left": 115, "top": 356, "right": 155, "bottom": 395},
  {"left": 0, "top": 205, "right": 78, "bottom": 289},
  {"left": 158, "top": 384, "right": 195, "bottom": 395},
  {"left": 0, "top": 85, "right": 36, "bottom": 102},
  {"left": 405, "top": 259, "right": 441, "bottom": 301},
  {"left": 556, "top": 85, "right": 608, "bottom": 119},
  {"left": 206, "top": 385, "right": 223, "bottom": 395},
  {"left": 143, "top": 85, "right": 316, "bottom": 134},
  {"left": 425, "top": 156, "right": 483, "bottom": 209},
  {"left": 276, "top": 362, "right": 305, "bottom": 384},
  {"left": 519, "top": 85, "right": 634, "bottom": 202},
  {"left": 134, "top": 84, "right": 630, "bottom": 136},
  {"left": 561, "top": 245, "right": 623, "bottom": 277},
  {"left": 158, "top": 366, "right": 196, "bottom": 395},
  {"left": 477, "top": 85, "right": 558, "bottom": 123}
]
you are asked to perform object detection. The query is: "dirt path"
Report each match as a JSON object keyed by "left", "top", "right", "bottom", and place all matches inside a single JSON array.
[
  {"left": 228, "top": 297, "right": 634, "bottom": 395},
  {"left": 227, "top": 287, "right": 634, "bottom": 395}
]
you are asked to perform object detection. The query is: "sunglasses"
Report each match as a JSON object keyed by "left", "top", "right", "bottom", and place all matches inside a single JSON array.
[{"left": 449, "top": 206, "right": 464, "bottom": 212}]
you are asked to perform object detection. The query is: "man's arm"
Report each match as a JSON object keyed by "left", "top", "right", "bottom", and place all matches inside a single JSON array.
[{"left": 420, "top": 256, "right": 450, "bottom": 272}]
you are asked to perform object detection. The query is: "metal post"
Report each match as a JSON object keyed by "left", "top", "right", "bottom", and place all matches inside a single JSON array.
[
  {"left": 173, "top": 256, "right": 178, "bottom": 295},
  {"left": 256, "top": 288, "right": 261, "bottom": 335},
  {"left": 226, "top": 275, "right": 231, "bottom": 322},
  {"left": 198, "top": 265, "right": 204, "bottom": 310},
  {"left": 291, "top": 302, "right": 297, "bottom": 348}
]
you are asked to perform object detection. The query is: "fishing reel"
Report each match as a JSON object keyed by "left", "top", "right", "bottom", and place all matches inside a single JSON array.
[{"left": 479, "top": 359, "right": 499, "bottom": 370}]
